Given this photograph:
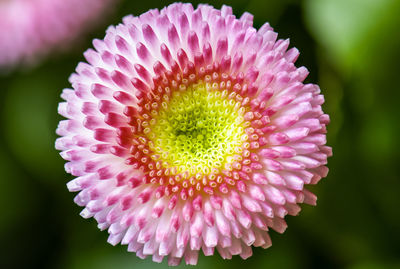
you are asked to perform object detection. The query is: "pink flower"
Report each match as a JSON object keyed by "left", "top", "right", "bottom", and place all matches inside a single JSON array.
[
  {"left": 56, "top": 3, "right": 332, "bottom": 265},
  {"left": 0, "top": 0, "right": 116, "bottom": 68}
]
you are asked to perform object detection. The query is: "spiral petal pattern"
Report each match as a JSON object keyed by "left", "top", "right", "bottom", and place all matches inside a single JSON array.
[{"left": 56, "top": 3, "right": 332, "bottom": 265}]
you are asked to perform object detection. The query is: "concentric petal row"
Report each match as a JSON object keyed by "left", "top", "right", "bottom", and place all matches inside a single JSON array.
[{"left": 56, "top": 3, "right": 331, "bottom": 265}]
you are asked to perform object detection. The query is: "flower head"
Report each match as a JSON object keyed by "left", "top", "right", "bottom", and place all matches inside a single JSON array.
[
  {"left": 0, "top": 0, "right": 115, "bottom": 68},
  {"left": 56, "top": 3, "right": 332, "bottom": 265}
]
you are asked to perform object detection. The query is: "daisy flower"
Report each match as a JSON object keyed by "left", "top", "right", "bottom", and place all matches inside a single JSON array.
[
  {"left": 0, "top": 0, "right": 116, "bottom": 68},
  {"left": 56, "top": 3, "right": 331, "bottom": 265}
]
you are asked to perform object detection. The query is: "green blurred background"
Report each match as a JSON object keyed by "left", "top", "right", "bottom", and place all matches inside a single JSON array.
[{"left": 1, "top": 0, "right": 400, "bottom": 268}]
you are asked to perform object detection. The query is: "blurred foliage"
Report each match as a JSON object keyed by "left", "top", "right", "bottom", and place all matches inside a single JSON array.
[{"left": 1, "top": 0, "right": 400, "bottom": 268}]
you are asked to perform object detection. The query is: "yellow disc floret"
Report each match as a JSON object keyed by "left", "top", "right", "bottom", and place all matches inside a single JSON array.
[{"left": 146, "top": 82, "right": 247, "bottom": 177}]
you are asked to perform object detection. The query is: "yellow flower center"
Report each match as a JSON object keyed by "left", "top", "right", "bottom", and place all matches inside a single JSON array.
[{"left": 146, "top": 82, "right": 248, "bottom": 177}]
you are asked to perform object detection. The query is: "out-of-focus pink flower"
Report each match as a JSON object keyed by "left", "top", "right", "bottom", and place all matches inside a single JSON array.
[
  {"left": 56, "top": 3, "right": 332, "bottom": 265},
  {"left": 0, "top": 0, "right": 116, "bottom": 68}
]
